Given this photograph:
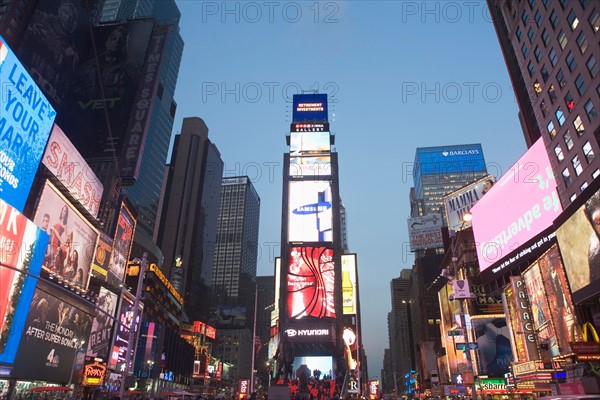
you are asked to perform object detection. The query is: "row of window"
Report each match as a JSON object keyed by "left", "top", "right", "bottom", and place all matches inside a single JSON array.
[{"left": 518, "top": 6, "right": 599, "bottom": 46}]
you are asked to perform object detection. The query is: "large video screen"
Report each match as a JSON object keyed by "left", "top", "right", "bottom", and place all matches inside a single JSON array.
[
  {"left": 0, "top": 36, "right": 56, "bottom": 211},
  {"left": 471, "top": 138, "right": 562, "bottom": 273},
  {"left": 471, "top": 317, "right": 512, "bottom": 375},
  {"left": 288, "top": 181, "right": 333, "bottom": 242},
  {"left": 287, "top": 247, "right": 335, "bottom": 319},
  {"left": 33, "top": 181, "right": 98, "bottom": 289},
  {"left": 292, "top": 356, "right": 333, "bottom": 378},
  {"left": 13, "top": 285, "right": 93, "bottom": 382},
  {"left": 292, "top": 94, "right": 328, "bottom": 122},
  {"left": 289, "top": 156, "right": 331, "bottom": 177},
  {"left": 556, "top": 187, "right": 600, "bottom": 302},
  {"left": 290, "top": 132, "right": 330, "bottom": 156},
  {"left": 0, "top": 199, "right": 49, "bottom": 364}
]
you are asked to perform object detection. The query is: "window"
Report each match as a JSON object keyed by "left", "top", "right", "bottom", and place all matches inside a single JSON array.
[
  {"left": 564, "top": 91, "right": 575, "bottom": 110},
  {"left": 555, "top": 143, "right": 565, "bottom": 161},
  {"left": 558, "top": 30, "right": 568, "bottom": 49},
  {"left": 549, "top": 48, "right": 558, "bottom": 66},
  {"left": 529, "top": 0, "right": 536, "bottom": 8},
  {"left": 550, "top": 10, "right": 559, "bottom": 28},
  {"left": 548, "top": 120, "right": 557, "bottom": 138},
  {"left": 527, "top": 61, "right": 536, "bottom": 77},
  {"left": 541, "top": 100, "right": 549, "bottom": 117},
  {"left": 593, "top": 169, "right": 600, "bottom": 179},
  {"left": 535, "top": 10, "right": 543, "bottom": 26},
  {"left": 549, "top": 84, "right": 557, "bottom": 103},
  {"left": 583, "top": 141, "right": 595, "bottom": 163},
  {"left": 522, "top": 10, "right": 529, "bottom": 25},
  {"left": 576, "top": 32, "right": 588, "bottom": 54},
  {"left": 572, "top": 155, "right": 583, "bottom": 176},
  {"left": 559, "top": 0, "right": 568, "bottom": 9},
  {"left": 534, "top": 46, "right": 542, "bottom": 62},
  {"left": 581, "top": 181, "right": 589, "bottom": 192},
  {"left": 541, "top": 64, "right": 550, "bottom": 82},
  {"left": 564, "top": 130, "right": 574, "bottom": 149},
  {"left": 534, "top": 81, "right": 542, "bottom": 96},
  {"left": 542, "top": 0, "right": 551, "bottom": 9},
  {"left": 527, "top": 27, "right": 536, "bottom": 43},
  {"left": 585, "top": 99, "right": 597, "bottom": 121},
  {"left": 556, "top": 69, "right": 567, "bottom": 87},
  {"left": 586, "top": 55, "right": 599, "bottom": 78},
  {"left": 590, "top": 9, "right": 600, "bottom": 32},
  {"left": 516, "top": 26, "right": 523, "bottom": 41},
  {"left": 573, "top": 116, "right": 585, "bottom": 135},
  {"left": 580, "top": 0, "right": 590, "bottom": 9},
  {"left": 562, "top": 168, "right": 573, "bottom": 186},
  {"left": 575, "top": 74, "right": 586, "bottom": 95},
  {"left": 570, "top": 193, "right": 577, "bottom": 202},
  {"left": 566, "top": 52, "right": 577, "bottom": 71},
  {"left": 541, "top": 29, "right": 550, "bottom": 46},
  {"left": 556, "top": 108, "right": 566, "bottom": 125},
  {"left": 567, "top": 9, "right": 579, "bottom": 30},
  {"left": 522, "top": 42, "right": 529, "bottom": 58}
]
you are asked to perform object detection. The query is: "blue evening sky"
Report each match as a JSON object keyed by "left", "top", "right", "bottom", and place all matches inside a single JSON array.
[{"left": 173, "top": 1, "right": 527, "bottom": 378}]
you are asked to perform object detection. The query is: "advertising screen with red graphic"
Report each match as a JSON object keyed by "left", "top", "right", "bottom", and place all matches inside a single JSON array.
[{"left": 287, "top": 247, "right": 335, "bottom": 319}]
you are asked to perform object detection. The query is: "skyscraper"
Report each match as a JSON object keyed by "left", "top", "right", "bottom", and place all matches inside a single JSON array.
[
  {"left": 156, "top": 117, "right": 224, "bottom": 323},
  {"left": 488, "top": 0, "right": 599, "bottom": 206},
  {"left": 389, "top": 269, "right": 415, "bottom": 392},
  {"left": 211, "top": 176, "right": 260, "bottom": 381}
]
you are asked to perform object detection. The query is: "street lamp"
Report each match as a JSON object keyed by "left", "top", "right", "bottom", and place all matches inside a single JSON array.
[
  {"left": 147, "top": 360, "right": 155, "bottom": 395},
  {"left": 68, "top": 338, "right": 85, "bottom": 389}
]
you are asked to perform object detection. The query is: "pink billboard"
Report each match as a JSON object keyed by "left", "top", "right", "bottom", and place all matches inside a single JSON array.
[{"left": 471, "top": 138, "right": 562, "bottom": 273}]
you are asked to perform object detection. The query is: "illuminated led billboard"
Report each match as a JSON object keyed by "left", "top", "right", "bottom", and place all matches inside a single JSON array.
[
  {"left": 471, "top": 138, "right": 562, "bottom": 273},
  {"left": 556, "top": 187, "right": 600, "bottom": 303},
  {"left": 108, "top": 201, "right": 136, "bottom": 282},
  {"left": 290, "top": 131, "right": 330, "bottom": 156},
  {"left": 0, "top": 199, "right": 49, "bottom": 364},
  {"left": 287, "top": 247, "right": 335, "bottom": 319},
  {"left": 471, "top": 316, "right": 512, "bottom": 375},
  {"left": 34, "top": 181, "right": 99, "bottom": 289},
  {"left": 42, "top": 124, "right": 103, "bottom": 218},
  {"left": 341, "top": 254, "right": 357, "bottom": 315},
  {"left": 289, "top": 155, "right": 331, "bottom": 177},
  {"left": 444, "top": 175, "right": 494, "bottom": 232},
  {"left": 288, "top": 181, "right": 333, "bottom": 242},
  {"left": 292, "top": 94, "right": 328, "bottom": 122},
  {"left": 0, "top": 36, "right": 56, "bottom": 211},
  {"left": 86, "top": 287, "right": 118, "bottom": 360}
]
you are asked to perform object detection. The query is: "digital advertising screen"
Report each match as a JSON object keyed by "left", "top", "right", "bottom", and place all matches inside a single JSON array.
[
  {"left": 522, "top": 263, "right": 560, "bottom": 357},
  {"left": 108, "top": 295, "right": 141, "bottom": 372},
  {"left": 34, "top": 181, "right": 98, "bottom": 289},
  {"left": 90, "top": 233, "right": 113, "bottom": 281},
  {"left": 471, "top": 138, "right": 562, "bottom": 273},
  {"left": 86, "top": 287, "right": 118, "bottom": 360},
  {"left": 292, "top": 356, "right": 333, "bottom": 377},
  {"left": 438, "top": 284, "right": 463, "bottom": 383},
  {"left": 288, "top": 181, "right": 333, "bottom": 242},
  {"left": 13, "top": 284, "right": 93, "bottom": 382},
  {"left": 537, "top": 245, "right": 579, "bottom": 354},
  {"left": 42, "top": 124, "right": 103, "bottom": 218},
  {"left": 108, "top": 201, "right": 136, "bottom": 281},
  {"left": 290, "top": 131, "right": 331, "bottom": 156},
  {"left": 292, "top": 94, "right": 328, "bottom": 122},
  {"left": 0, "top": 36, "right": 56, "bottom": 211},
  {"left": 287, "top": 247, "right": 335, "bottom": 319},
  {"left": 0, "top": 199, "right": 49, "bottom": 364},
  {"left": 289, "top": 155, "right": 331, "bottom": 177},
  {"left": 556, "top": 187, "right": 600, "bottom": 302},
  {"left": 471, "top": 316, "right": 513, "bottom": 375},
  {"left": 341, "top": 254, "right": 357, "bottom": 315},
  {"left": 216, "top": 305, "right": 246, "bottom": 328}
]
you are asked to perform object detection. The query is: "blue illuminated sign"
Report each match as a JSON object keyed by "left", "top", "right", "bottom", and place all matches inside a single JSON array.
[
  {"left": 415, "top": 144, "right": 486, "bottom": 176},
  {"left": 292, "top": 94, "right": 328, "bottom": 122},
  {"left": 0, "top": 36, "right": 56, "bottom": 211}
]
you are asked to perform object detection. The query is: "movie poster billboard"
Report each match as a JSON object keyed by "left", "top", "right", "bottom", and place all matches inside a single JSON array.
[
  {"left": 471, "top": 138, "right": 562, "bottom": 273},
  {"left": 538, "top": 245, "right": 579, "bottom": 353},
  {"left": 287, "top": 247, "right": 335, "bottom": 319},
  {"left": 556, "top": 187, "right": 600, "bottom": 302},
  {"left": 108, "top": 201, "right": 136, "bottom": 282},
  {"left": 57, "top": 20, "right": 154, "bottom": 161},
  {"left": 0, "top": 36, "right": 56, "bottom": 212},
  {"left": 91, "top": 233, "right": 113, "bottom": 281},
  {"left": 13, "top": 284, "right": 93, "bottom": 382},
  {"left": 471, "top": 317, "right": 513, "bottom": 375},
  {"left": 42, "top": 124, "right": 103, "bottom": 217},
  {"left": 407, "top": 213, "right": 444, "bottom": 251},
  {"left": 444, "top": 175, "right": 494, "bottom": 232},
  {"left": 288, "top": 181, "right": 333, "bottom": 242},
  {"left": 33, "top": 181, "right": 98, "bottom": 289},
  {"left": 0, "top": 199, "right": 49, "bottom": 364},
  {"left": 522, "top": 263, "right": 560, "bottom": 357},
  {"left": 86, "top": 287, "right": 118, "bottom": 360}
]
